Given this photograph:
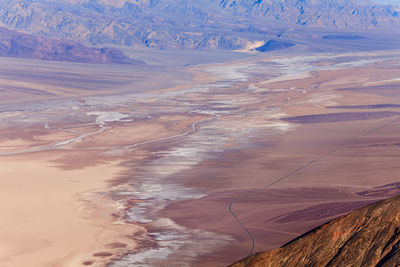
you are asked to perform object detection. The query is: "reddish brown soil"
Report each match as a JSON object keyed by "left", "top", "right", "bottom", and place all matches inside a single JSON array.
[
  {"left": 269, "top": 200, "right": 377, "bottom": 223},
  {"left": 93, "top": 252, "right": 113, "bottom": 257},
  {"left": 282, "top": 111, "right": 400, "bottom": 123},
  {"left": 161, "top": 115, "right": 400, "bottom": 265},
  {"left": 105, "top": 243, "right": 128, "bottom": 249},
  {"left": 338, "top": 84, "right": 400, "bottom": 97}
]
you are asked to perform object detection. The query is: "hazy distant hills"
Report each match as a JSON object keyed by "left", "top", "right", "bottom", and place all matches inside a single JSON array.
[
  {"left": 0, "top": 0, "right": 399, "bottom": 51},
  {"left": 218, "top": 0, "right": 400, "bottom": 28},
  {"left": 231, "top": 195, "right": 400, "bottom": 267},
  {"left": 0, "top": 26, "right": 137, "bottom": 63}
]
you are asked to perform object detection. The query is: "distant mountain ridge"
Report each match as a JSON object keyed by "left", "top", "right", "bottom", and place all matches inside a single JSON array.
[
  {"left": 0, "top": 0, "right": 399, "bottom": 50},
  {"left": 0, "top": 26, "right": 137, "bottom": 63},
  {"left": 218, "top": 0, "right": 400, "bottom": 27},
  {"left": 231, "top": 195, "right": 400, "bottom": 267}
]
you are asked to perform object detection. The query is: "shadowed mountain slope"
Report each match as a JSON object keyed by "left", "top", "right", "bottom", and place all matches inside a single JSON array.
[
  {"left": 255, "top": 39, "right": 295, "bottom": 52},
  {"left": 0, "top": 26, "right": 138, "bottom": 63},
  {"left": 231, "top": 194, "right": 400, "bottom": 267}
]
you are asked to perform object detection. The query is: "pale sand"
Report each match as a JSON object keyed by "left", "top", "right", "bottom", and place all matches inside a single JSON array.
[
  {"left": 0, "top": 131, "right": 78, "bottom": 153},
  {"left": 0, "top": 153, "right": 140, "bottom": 267}
]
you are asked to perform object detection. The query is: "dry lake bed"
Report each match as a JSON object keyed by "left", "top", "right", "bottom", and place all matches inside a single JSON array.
[{"left": 1, "top": 51, "right": 400, "bottom": 266}]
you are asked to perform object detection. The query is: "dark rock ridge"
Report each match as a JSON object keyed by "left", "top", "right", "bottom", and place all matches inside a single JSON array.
[
  {"left": 322, "top": 34, "right": 366, "bottom": 39},
  {"left": 0, "top": 26, "right": 137, "bottom": 64},
  {"left": 328, "top": 104, "right": 400, "bottom": 109},
  {"left": 282, "top": 111, "right": 400, "bottom": 123},
  {"left": 231, "top": 194, "right": 400, "bottom": 267},
  {"left": 255, "top": 39, "right": 295, "bottom": 52},
  {"left": 0, "top": 0, "right": 399, "bottom": 50}
]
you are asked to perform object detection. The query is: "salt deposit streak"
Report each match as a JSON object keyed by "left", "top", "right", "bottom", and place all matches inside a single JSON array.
[
  {"left": 114, "top": 107, "right": 293, "bottom": 265},
  {"left": 87, "top": 111, "right": 132, "bottom": 124},
  {"left": 109, "top": 61, "right": 296, "bottom": 265},
  {"left": 109, "top": 219, "right": 233, "bottom": 267}
]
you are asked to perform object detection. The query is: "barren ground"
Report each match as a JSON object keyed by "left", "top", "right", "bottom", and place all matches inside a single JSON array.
[{"left": 0, "top": 51, "right": 400, "bottom": 266}]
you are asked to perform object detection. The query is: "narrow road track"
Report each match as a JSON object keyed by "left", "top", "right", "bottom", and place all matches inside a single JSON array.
[
  {"left": 228, "top": 116, "right": 400, "bottom": 258},
  {"left": 228, "top": 202, "right": 256, "bottom": 258},
  {"left": 120, "top": 117, "right": 216, "bottom": 152},
  {"left": 0, "top": 123, "right": 105, "bottom": 156},
  {"left": 0, "top": 117, "right": 216, "bottom": 156}
]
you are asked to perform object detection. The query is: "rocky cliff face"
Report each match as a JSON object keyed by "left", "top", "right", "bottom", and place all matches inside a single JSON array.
[
  {"left": 231, "top": 195, "right": 400, "bottom": 267},
  {"left": 0, "top": 0, "right": 399, "bottom": 50},
  {"left": 0, "top": 26, "right": 137, "bottom": 63}
]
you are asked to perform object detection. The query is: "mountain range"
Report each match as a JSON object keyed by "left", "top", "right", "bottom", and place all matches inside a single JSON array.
[
  {"left": 0, "top": 25, "right": 137, "bottom": 63},
  {"left": 0, "top": 0, "right": 399, "bottom": 52}
]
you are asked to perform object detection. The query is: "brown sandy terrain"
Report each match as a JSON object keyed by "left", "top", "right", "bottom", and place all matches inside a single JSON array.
[
  {"left": 158, "top": 54, "right": 400, "bottom": 265},
  {"left": 1, "top": 52, "right": 400, "bottom": 266}
]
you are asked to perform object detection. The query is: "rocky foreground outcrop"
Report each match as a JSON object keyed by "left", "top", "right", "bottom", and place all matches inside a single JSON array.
[{"left": 231, "top": 195, "right": 400, "bottom": 267}]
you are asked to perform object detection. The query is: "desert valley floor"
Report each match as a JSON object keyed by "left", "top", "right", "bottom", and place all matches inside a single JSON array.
[{"left": 1, "top": 50, "right": 400, "bottom": 266}]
